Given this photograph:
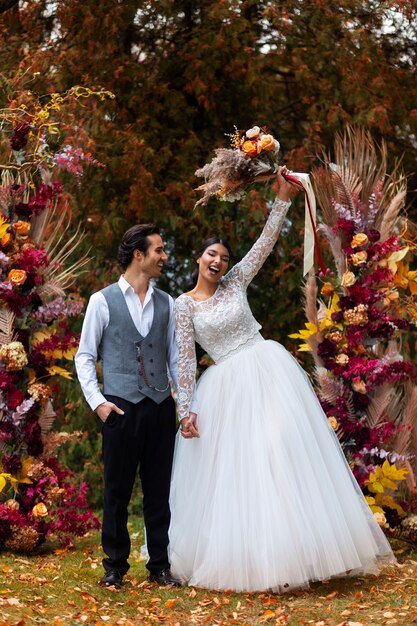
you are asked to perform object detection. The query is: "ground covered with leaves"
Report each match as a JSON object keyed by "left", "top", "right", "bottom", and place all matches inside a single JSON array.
[{"left": 0, "top": 528, "right": 416, "bottom": 626}]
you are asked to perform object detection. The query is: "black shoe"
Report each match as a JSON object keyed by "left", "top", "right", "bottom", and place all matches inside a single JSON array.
[
  {"left": 149, "top": 569, "right": 181, "bottom": 587},
  {"left": 99, "top": 569, "right": 124, "bottom": 589}
]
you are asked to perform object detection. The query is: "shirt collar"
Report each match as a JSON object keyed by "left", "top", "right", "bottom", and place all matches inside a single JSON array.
[{"left": 118, "top": 275, "right": 154, "bottom": 300}]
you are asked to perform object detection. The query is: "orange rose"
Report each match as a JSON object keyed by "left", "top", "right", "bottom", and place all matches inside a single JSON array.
[
  {"left": 257, "top": 134, "right": 275, "bottom": 152},
  {"left": 1, "top": 233, "right": 11, "bottom": 247},
  {"left": 351, "top": 250, "right": 368, "bottom": 266},
  {"left": 242, "top": 140, "right": 258, "bottom": 157},
  {"left": 8, "top": 269, "right": 27, "bottom": 285},
  {"left": 351, "top": 233, "right": 369, "bottom": 248},
  {"left": 341, "top": 271, "right": 356, "bottom": 287},
  {"left": 14, "top": 221, "right": 31, "bottom": 236},
  {"left": 32, "top": 502, "right": 48, "bottom": 519},
  {"left": 320, "top": 282, "right": 335, "bottom": 296}
]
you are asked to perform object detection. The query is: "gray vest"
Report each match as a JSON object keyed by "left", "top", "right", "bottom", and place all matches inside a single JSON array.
[{"left": 99, "top": 283, "right": 171, "bottom": 404}]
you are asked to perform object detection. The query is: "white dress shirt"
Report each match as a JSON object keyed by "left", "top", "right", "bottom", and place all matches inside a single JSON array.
[{"left": 75, "top": 275, "right": 185, "bottom": 412}]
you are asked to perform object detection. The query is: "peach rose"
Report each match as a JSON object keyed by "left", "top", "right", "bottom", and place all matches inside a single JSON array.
[
  {"left": 14, "top": 220, "right": 31, "bottom": 236},
  {"left": 352, "top": 378, "right": 367, "bottom": 394},
  {"left": 374, "top": 511, "right": 387, "bottom": 527},
  {"left": 341, "top": 271, "right": 356, "bottom": 287},
  {"left": 5, "top": 499, "right": 20, "bottom": 510},
  {"left": 351, "top": 250, "right": 368, "bottom": 266},
  {"left": 8, "top": 269, "right": 27, "bottom": 285},
  {"left": 257, "top": 134, "right": 275, "bottom": 152},
  {"left": 327, "top": 416, "right": 338, "bottom": 431},
  {"left": 320, "top": 282, "right": 335, "bottom": 296},
  {"left": 351, "top": 233, "right": 369, "bottom": 248},
  {"left": 32, "top": 502, "right": 48, "bottom": 519},
  {"left": 242, "top": 140, "right": 258, "bottom": 157},
  {"left": 335, "top": 353, "right": 349, "bottom": 366}
]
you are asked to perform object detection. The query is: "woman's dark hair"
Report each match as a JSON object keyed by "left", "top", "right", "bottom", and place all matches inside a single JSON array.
[
  {"left": 117, "top": 224, "right": 160, "bottom": 270},
  {"left": 189, "top": 236, "right": 232, "bottom": 289}
]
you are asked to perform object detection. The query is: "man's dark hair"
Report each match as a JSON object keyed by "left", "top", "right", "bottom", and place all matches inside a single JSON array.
[{"left": 117, "top": 224, "right": 160, "bottom": 270}]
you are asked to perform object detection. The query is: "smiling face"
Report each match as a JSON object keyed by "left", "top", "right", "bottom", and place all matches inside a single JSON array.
[
  {"left": 135, "top": 233, "right": 168, "bottom": 279},
  {"left": 197, "top": 243, "right": 230, "bottom": 284}
]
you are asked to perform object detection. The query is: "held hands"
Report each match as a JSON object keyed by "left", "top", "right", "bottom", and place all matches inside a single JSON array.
[
  {"left": 96, "top": 401, "right": 125, "bottom": 423},
  {"left": 276, "top": 165, "right": 298, "bottom": 202},
  {"left": 180, "top": 412, "right": 199, "bottom": 439}
]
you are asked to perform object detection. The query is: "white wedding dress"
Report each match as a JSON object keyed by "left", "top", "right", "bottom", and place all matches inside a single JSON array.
[{"left": 169, "top": 197, "right": 395, "bottom": 593}]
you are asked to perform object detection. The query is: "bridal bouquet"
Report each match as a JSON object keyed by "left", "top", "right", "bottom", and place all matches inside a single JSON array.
[{"left": 194, "top": 125, "right": 280, "bottom": 207}]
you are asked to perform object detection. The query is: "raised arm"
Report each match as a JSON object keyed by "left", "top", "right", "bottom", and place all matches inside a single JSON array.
[
  {"left": 234, "top": 196, "right": 291, "bottom": 287},
  {"left": 175, "top": 296, "right": 197, "bottom": 423},
  {"left": 232, "top": 166, "right": 294, "bottom": 287}
]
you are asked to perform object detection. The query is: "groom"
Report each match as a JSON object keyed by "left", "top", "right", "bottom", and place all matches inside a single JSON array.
[{"left": 75, "top": 224, "right": 181, "bottom": 589}]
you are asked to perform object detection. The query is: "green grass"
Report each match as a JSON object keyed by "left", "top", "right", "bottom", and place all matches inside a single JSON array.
[{"left": 0, "top": 526, "right": 416, "bottom": 626}]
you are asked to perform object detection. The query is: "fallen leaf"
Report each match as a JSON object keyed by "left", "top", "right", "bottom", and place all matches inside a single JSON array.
[{"left": 260, "top": 609, "right": 275, "bottom": 621}]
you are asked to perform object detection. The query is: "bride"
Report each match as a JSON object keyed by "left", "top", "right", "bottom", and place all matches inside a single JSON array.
[{"left": 169, "top": 166, "right": 395, "bottom": 593}]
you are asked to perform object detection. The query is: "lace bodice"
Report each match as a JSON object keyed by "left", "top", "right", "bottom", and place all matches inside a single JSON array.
[{"left": 175, "top": 197, "right": 291, "bottom": 420}]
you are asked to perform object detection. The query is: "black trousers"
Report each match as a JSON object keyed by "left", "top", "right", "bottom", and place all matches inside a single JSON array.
[{"left": 101, "top": 394, "right": 176, "bottom": 575}]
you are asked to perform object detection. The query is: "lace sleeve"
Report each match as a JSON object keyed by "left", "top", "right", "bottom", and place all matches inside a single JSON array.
[
  {"left": 175, "top": 296, "right": 197, "bottom": 421},
  {"left": 233, "top": 197, "right": 291, "bottom": 287}
]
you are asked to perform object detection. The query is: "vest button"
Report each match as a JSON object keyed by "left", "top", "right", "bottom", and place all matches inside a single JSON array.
[
  {"left": 151, "top": 373, "right": 154, "bottom": 376},
  {"left": 150, "top": 358, "right": 153, "bottom": 363},
  {"left": 139, "top": 385, "right": 143, "bottom": 390},
  {"left": 149, "top": 343, "right": 153, "bottom": 347}
]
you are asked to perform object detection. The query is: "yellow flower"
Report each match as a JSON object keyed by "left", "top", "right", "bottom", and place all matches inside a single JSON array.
[
  {"left": 46, "top": 365, "right": 74, "bottom": 379},
  {"left": 289, "top": 322, "right": 318, "bottom": 351},
  {"left": 365, "top": 461, "right": 408, "bottom": 518},
  {"left": 32, "top": 502, "right": 48, "bottom": 519},
  {"left": 341, "top": 271, "right": 356, "bottom": 287},
  {"left": 318, "top": 293, "right": 343, "bottom": 331},
  {"left": 0, "top": 473, "right": 12, "bottom": 492},
  {"left": 8, "top": 269, "right": 27, "bottom": 286},
  {"left": 351, "top": 250, "right": 368, "bottom": 266},
  {"left": 386, "top": 247, "right": 409, "bottom": 275},
  {"left": 393, "top": 261, "right": 417, "bottom": 294},
  {"left": 1, "top": 233, "right": 11, "bottom": 247},
  {"left": 0, "top": 213, "right": 10, "bottom": 239},
  {"left": 33, "top": 109, "right": 50, "bottom": 124},
  {"left": 351, "top": 233, "right": 369, "bottom": 248}
]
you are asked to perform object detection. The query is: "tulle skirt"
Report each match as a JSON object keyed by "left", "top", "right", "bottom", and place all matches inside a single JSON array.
[{"left": 168, "top": 336, "right": 395, "bottom": 593}]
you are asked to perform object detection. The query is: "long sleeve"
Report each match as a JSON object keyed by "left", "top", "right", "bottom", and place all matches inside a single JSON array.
[
  {"left": 74, "top": 292, "right": 109, "bottom": 411},
  {"left": 175, "top": 296, "right": 197, "bottom": 421},
  {"left": 233, "top": 197, "right": 291, "bottom": 288},
  {"left": 166, "top": 294, "right": 179, "bottom": 391}
]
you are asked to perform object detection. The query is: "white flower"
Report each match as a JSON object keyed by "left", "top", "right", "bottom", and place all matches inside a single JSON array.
[
  {"left": 374, "top": 511, "right": 387, "bottom": 527},
  {"left": 246, "top": 126, "right": 260, "bottom": 139}
]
